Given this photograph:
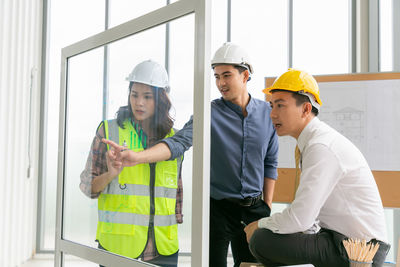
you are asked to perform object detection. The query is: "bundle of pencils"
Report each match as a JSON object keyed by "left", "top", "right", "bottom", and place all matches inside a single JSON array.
[{"left": 342, "top": 238, "right": 380, "bottom": 263}]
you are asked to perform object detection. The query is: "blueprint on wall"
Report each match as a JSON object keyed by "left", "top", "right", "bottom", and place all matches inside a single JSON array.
[{"left": 277, "top": 79, "right": 400, "bottom": 171}]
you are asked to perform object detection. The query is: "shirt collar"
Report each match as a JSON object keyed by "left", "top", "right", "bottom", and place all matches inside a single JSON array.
[
  {"left": 297, "top": 116, "right": 320, "bottom": 153},
  {"left": 222, "top": 93, "right": 254, "bottom": 115}
]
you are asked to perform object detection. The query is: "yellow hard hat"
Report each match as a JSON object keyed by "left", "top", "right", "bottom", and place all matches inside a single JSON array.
[{"left": 263, "top": 68, "right": 322, "bottom": 110}]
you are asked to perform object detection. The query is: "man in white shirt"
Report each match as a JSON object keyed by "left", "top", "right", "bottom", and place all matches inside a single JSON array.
[{"left": 244, "top": 69, "right": 390, "bottom": 267}]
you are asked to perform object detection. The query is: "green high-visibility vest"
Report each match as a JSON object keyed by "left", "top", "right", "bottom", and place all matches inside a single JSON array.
[{"left": 96, "top": 119, "right": 181, "bottom": 258}]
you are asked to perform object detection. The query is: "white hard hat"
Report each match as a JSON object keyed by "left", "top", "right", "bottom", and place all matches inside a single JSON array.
[
  {"left": 211, "top": 42, "right": 253, "bottom": 74},
  {"left": 126, "top": 60, "right": 170, "bottom": 92}
]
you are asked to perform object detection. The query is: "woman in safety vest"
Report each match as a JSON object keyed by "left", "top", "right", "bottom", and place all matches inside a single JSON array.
[{"left": 80, "top": 60, "right": 183, "bottom": 267}]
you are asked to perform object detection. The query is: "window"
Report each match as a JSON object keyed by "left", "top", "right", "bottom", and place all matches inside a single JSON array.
[
  {"left": 109, "top": 1, "right": 166, "bottom": 28},
  {"left": 42, "top": 0, "right": 105, "bottom": 250},
  {"left": 292, "top": 0, "right": 349, "bottom": 74},
  {"left": 379, "top": 0, "right": 393, "bottom": 71},
  {"left": 231, "top": 0, "right": 288, "bottom": 101},
  {"left": 41, "top": 3, "right": 399, "bottom": 265}
]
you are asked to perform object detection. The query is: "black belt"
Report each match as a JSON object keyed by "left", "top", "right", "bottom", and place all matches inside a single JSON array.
[{"left": 225, "top": 194, "right": 262, "bottom": 207}]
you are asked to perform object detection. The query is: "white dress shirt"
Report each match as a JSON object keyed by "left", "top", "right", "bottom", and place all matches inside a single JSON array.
[{"left": 258, "top": 117, "right": 387, "bottom": 242}]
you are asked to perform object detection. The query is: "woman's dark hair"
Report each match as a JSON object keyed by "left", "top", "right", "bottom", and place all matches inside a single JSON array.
[{"left": 116, "top": 82, "right": 174, "bottom": 141}]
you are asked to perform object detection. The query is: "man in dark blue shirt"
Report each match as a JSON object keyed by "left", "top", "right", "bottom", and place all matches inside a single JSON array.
[{"left": 105, "top": 43, "right": 279, "bottom": 267}]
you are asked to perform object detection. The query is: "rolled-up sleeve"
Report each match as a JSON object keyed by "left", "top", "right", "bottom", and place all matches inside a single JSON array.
[
  {"left": 161, "top": 116, "right": 193, "bottom": 160},
  {"left": 264, "top": 127, "right": 279, "bottom": 179}
]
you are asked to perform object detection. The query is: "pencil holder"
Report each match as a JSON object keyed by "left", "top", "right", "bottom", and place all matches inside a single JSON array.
[{"left": 349, "top": 259, "right": 372, "bottom": 267}]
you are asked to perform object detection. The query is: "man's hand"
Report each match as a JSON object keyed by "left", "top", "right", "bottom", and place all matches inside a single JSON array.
[
  {"left": 244, "top": 220, "right": 259, "bottom": 243},
  {"left": 103, "top": 139, "right": 141, "bottom": 167}
]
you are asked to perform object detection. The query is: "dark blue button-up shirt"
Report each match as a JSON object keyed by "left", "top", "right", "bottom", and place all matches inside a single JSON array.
[{"left": 163, "top": 95, "right": 278, "bottom": 200}]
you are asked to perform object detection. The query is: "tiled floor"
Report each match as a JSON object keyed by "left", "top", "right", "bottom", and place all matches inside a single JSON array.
[
  {"left": 20, "top": 254, "right": 234, "bottom": 267},
  {"left": 20, "top": 254, "right": 395, "bottom": 267}
]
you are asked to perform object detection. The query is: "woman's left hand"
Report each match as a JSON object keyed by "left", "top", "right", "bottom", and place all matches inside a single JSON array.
[
  {"left": 106, "top": 149, "right": 123, "bottom": 177},
  {"left": 103, "top": 138, "right": 142, "bottom": 167}
]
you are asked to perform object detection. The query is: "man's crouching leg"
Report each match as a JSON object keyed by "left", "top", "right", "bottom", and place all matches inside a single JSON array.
[
  {"left": 249, "top": 228, "right": 349, "bottom": 267},
  {"left": 249, "top": 228, "right": 283, "bottom": 267}
]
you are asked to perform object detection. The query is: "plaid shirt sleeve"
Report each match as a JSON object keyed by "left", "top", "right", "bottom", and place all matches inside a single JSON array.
[
  {"left": 175, "top": 164, "right": 184, "bottom": 224},
  {"left": 79, "top": 122, "right": 108, "bottom": 199}
]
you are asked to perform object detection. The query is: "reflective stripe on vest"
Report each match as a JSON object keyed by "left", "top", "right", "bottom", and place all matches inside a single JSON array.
[
  {"left": 96, "top": 119, "right": 180, "bottom": 258},
  {"left": 99, "top": 210, "right": 177, "bottom": 227},
  {"left": 102, "top": 182, "right": 177, "bottom": 199}
]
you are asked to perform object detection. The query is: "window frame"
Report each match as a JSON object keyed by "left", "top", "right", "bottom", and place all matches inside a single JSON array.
[{"left": 52, "top": 1, "right": 212, "bottom": 266}]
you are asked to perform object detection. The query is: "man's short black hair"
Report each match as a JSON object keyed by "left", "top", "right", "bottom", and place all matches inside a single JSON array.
[
  {"left": 233, "top": 65, "right": 251, "bottom": 81},
  {"left": 272, "top": 89, "right": 319, "bottom": 116},
  {"left": 233, "top": 65, "right": 248, "bottom": 74}
]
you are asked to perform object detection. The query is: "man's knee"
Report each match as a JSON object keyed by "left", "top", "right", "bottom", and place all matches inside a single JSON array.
[{"left": 249, "top": 228, "right": 272, "bottom": 259}]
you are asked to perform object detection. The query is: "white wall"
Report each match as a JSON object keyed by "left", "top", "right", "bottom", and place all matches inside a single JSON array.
[{"left": 0, "top": 0, "right": 42, "bottom": 266}]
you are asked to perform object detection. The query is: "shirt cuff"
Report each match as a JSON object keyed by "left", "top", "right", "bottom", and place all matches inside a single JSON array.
[
  {"left": 264, "top": 168, "right": 278, "bottom": 180},
  {"left": 258, "top": 217, "right": 279, "bottom": 233},
  {"left": 161, "top": 139, "right": 179, "bottom": 160}
]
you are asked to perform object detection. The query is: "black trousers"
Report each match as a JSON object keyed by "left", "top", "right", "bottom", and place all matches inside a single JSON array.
[
  {"left": 249, "top": 228, "right": 390, "bottom": 267},
  {"left": 209, "top": 197, "right": 271, "bottom": 267}
]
